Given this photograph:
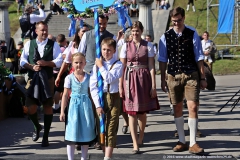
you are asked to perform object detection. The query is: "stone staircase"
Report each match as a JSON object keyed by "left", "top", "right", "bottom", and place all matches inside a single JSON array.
[{"left": 46, "top": 13, "right": 138, "bottom": 40}]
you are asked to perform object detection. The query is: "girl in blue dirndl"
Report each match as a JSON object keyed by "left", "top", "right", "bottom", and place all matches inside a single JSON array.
[{"left": 60, "top": 53, "right": 96, "bottom": 160}]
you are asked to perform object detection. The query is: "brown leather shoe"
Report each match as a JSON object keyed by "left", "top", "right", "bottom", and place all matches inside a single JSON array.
[
  {"left": 173, "top": 141, "right": 188, "bottom": 152},
  {"left": 189, "top": 143, "right": 204, "bottom": 154}
]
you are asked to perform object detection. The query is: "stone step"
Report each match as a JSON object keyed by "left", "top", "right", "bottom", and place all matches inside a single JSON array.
[{"left": 47, "top": 12, "right": 138, "bottom": 39}]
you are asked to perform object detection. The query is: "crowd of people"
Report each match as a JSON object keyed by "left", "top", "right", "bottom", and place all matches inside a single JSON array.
[{"left": 0, "top": 0, "right": 219, "bottom": 159}]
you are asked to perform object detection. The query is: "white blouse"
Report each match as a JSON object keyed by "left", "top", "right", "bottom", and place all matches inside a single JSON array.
[{"left": 119, "top": 41, "right": 155, "bottom": 58}]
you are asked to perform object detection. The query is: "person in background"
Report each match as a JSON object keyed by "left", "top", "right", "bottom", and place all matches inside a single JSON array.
[
  {"left": 78, "top": 15, "right": 121, "bottom": 151},
  {"left": 55, "top": 24, "right": 90, "bottom": 87},
  {"left": 117, "top": 28, "right": 132, "bottom": 134},
  {"left": 145, "top": 35, "right": 160, "bottom": 74},
  {"left": 50, "top": 0, "right": 64, "bottom": 15},
  {"left": 16, "top": 0, "right": 24, "bottom": 15},
  {"left": 160, "top": 0, "right": 169, "bottom": 10},
  {"left": 4, "top": 38, "right": 19, "bottom": 74},
  {"left": 201, "top": 31, "right": 213, "bottom": 70},
  {"left": 129, "top": 0, "right": 139, "bottom": 17},
  {"left": 52, "top": 34, "right": 67, "bottom": 113},
  {"left": 155, "top": 0, "right": 161, "bottom": 10},
  {"left": 187, "top": 0, "right": 196, "bottom": 12},
  {"left": 16, "top": 41, "right": 27, "bottom": 74},
  {"left": 28, "top": 0, "right": 34, "bottom": 6},
  {"left": 19, "top": 3, "right": 46, "bottom": 42},
  {"left": 145, "top": 35, "right": 157, "bottom": 56}
]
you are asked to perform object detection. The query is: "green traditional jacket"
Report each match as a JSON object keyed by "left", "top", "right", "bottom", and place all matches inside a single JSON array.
[{"left": 28, "top": 39, "right": 54, "bottom": 79}]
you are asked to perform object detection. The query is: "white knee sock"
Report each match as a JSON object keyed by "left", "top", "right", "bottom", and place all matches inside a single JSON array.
[
  {"left": 188, "top": 118, "right": 198, "bottom": 147},
  {"left": 187, "top": 4, "right": 190, "bottom": 11},
  {"left": 174, "top": 116, "right": 185, "bottom": 144},
  {"left": 67, "top": 145, "right": 75, "bottom": 160},
  {"left": 192, "top": 6, "right": 196, "bottom": 12},
  {"left": 81, "top": 145, "right": 89, "bottom": 160}
]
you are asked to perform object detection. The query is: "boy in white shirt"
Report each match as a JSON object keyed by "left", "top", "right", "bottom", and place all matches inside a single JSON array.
[{"left": 90, "top": 37, "right": 123, "bottom": 160}]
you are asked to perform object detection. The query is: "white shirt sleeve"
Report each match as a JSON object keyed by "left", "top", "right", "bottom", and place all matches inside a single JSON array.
[
  {"left": 147, "top": 42, "right": 155, "bottom": 57},
  {"left": 119, "top": 43, "right": 127, "bottom": 58},
  {"left": 30, "top": 8, "right": 46, "bottom": 24},
  {"left": 52, "top": 42, "right": 63, "bottom": 68},
  {"left": 20, "top": 40, "right": 62, "bottom": 68},
  {"left": 64, "top": 74, "right": 71, "bottom": 89},
  {"left": 89, "top": 65, "right": 101, "bottom": 108},
  {"left": 78, "top": 33, "right": 87, "bottom": 55},
  {"left": 20, "top": 41, "right": 31, "bottom": 67},
  {"left": 117, "top": 39, "right": 124, "bottom": 47},
  {"left": 99, "top": 61, "right": 123, "bottom": 85},
  {"left": 63, "top": 41, "right": 73, "bottom": 63}
]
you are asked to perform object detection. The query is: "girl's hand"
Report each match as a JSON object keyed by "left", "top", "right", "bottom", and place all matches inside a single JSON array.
[
  {"left": 59, "top": 113, "right": 65, "bottom": 122},
  {"left": 150, "top": 88, "right": 157, "bottom": 98}
]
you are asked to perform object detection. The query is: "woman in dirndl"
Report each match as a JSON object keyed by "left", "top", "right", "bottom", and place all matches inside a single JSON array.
[{"left": 119, "top": 21, "right": 160, "bottom": 153}]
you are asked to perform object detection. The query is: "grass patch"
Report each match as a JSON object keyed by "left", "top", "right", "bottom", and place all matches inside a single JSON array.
[
  {"left": 172, "top": 0, "right": 240, "bottom": 75},
  {"left": 7, "top": 0, "right": 48, "bottom": 37},
  {"left": 213, "top": 58, "right": 240, "bottom": 75}
]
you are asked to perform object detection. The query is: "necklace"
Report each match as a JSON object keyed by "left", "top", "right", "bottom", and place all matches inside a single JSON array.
[{"left": 133, "top": 39, "right": 141, "bottom": 50}]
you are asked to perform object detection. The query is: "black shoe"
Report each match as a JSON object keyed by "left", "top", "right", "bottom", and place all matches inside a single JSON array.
[
  {"left": 41, "top": 138, "right": 49, "bottom": 147},
  {"left": 53, "top": 107, "right": 61, "bottom": 114},
  {"left": 32, "top": 125, "right": 42, "bottom": 142},
  {"left": 122, "top": 125, "right": 128, "bottom": 134},
  {"left": 76, "top": 145, "right": 81, "bottom": 150}
]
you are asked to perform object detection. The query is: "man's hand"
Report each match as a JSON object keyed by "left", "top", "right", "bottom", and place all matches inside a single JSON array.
[
  {"left": 95, "top": 57, "right": 103, "bottom": 68},
  {"left": 37, "top": 60, "right": 48, "bottom": 66},
  {"left": 161, "top": 80, "right": 168, "bottom": 93},
  {"left": 200, "top": 80, "right": 207, "bottom": 90},
  {"left": 33, "top": 65, "right": 41, "bottom": 71},
  {"left": 96, "top": 107, "right": 104, "bottom": 116}
]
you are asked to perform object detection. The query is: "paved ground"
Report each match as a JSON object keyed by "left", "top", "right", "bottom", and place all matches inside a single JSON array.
[
  {"left": 9, "top": 0, "right": 240, "bottom": 159},
  {"left": 0, "top": 75, "right": 240, "bottom": 160}
]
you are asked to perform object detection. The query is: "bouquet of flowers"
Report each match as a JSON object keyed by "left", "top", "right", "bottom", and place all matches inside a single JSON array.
[
  {"left": 0, "top": 61, "right": 12, "bottom": 93},
  {"left": 0, "top": 61, "right": 11, "bottom": 85},
  {"left": 60, "top": 0, "right": 131, "bottom": 20}
]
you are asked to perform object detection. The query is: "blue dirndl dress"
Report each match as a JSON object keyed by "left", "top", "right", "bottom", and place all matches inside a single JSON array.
[{"left": 65, "top": 73, "right": 96, "bottom": 144}]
